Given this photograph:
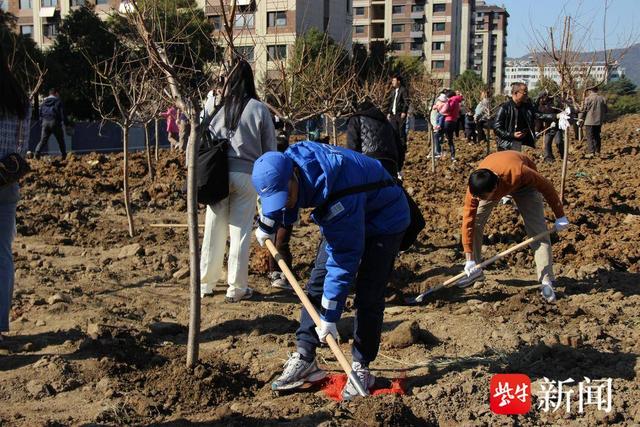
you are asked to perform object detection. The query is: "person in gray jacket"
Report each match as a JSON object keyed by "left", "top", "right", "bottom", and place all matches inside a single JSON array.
[
  {"left": 199, "top": 60, "right": 277, "bottom": 302},
  {"left": 579, "top": 87, "right": 608, "bottom": 158}
]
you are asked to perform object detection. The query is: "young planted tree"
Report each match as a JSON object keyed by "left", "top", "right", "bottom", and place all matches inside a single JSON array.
[
  {"left": 91, "top": 48, "right": 154, "bottom": 237},
  {"left": 124, "top": 0, "right": 224, "bottom": 367},
  {"left": 135, "top": 77, "right": 164, "bottom": 181}
]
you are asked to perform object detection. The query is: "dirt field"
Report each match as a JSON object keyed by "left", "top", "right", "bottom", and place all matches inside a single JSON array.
[{"left": 0, "top": 115, "right": 638, "bottom": 426}]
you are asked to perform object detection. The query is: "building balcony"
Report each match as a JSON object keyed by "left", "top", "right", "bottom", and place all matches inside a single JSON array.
[
  {"left": 410, "top": 31, "right": 423, "bottom": 38},
  {"left": 411, "top": 11, "right": 424, "bottom": 19},
  {"left": 409, "top": 49, "right": 423, "bottom": 57}
]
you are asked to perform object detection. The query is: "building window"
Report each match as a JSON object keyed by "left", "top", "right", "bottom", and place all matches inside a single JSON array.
[
  {"left": 432, "top": 60, "right": 445, "bottom": 69},
  {"left": 95, "top": 0, "right": 107, "bottom": 5},
  {"left": 41, "top": 0, "right": 57, "bottom": 6},
  {"left": 267, "top": 44, "right": 287, "bottom": 61},
  {"left": 412, "top": 22, "right": 424, "bottom": 31},
  {"left": 411, "top": 5, "right": 424, "bottom": 13},
  {"left": 267, "top": 11, "right": 287, "bottom": 27},
  {"left": 0, "top": 0, "right": 7, "bottom": 10},
  {"left": 390, "top": 42, "right": 404, "bottom": 51},
  {"left": 354, "top": 6, "right": 364, "bottom": 16},
  {"left": 237, "top": 46, "right": 254, "bottom": 62},
  {"left": 19, "top": 0, "right": 32, "bottom": 9},
  {"left": 392, "top": 5, "right": 404, "bottom": 14},
  {"left": 433, "top": 3, "right": 446, "bottom": 13},
  {"left": 20, "top": 25, "right": 33, "bottom": 37},
  {"left": 354, "top": 25, "right": 365, "bottom": 34},
  {"left": 43, "top": 22, "right": 58, "bottom": 38},
  {"left": 70, "top": 0, "right": 85, "bottom": 6},
  {"left": 210, "top": 15, "right": 222, "bottom": 30},
  {"left": 234, "top": 13, "right": 255, "bottom": 29},
  {"left": 411, "top": 41, "right": 423, "bottom": 51},
  {"left": 432, "top": 41, "right": 445, "bottom": 51},
  {"left": 433, "top": 22, "right": 445, "bottom": 32},
  {"left": 392, "top": 24, "right": 404, "bottom": 33}
]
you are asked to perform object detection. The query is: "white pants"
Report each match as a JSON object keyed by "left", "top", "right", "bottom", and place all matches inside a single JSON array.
[{"left": 200, "top": 172, "right": 256, "bottom": 298}]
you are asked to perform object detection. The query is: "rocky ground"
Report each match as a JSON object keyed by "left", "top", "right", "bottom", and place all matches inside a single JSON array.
[{"left": 0, "top": 115, "right": 638, "bottom": 426}]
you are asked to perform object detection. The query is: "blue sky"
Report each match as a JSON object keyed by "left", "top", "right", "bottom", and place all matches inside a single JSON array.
[{"left": 501, "top": 0, "right": 639, "bottom": 57}]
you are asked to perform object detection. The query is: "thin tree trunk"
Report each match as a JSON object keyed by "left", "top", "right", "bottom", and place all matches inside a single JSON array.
[
  {"left": 486, "top": 128, "right": 491, "bottom": 156},
  {"left": 145, "top": 123, "right": 155, "bottom": 181},
  {"left": 186, "top": 116, "right": 201, "bottom": 368},
  {"left": 429, "top": 123, "right": 435, "bottom": 173},
  {"left": 560, "top": 128, "right": 569, "bottom": 203},
  {"left": 122, "top": 126, "right": 135, "bottom": 237},
  {"left": 154, "top": 118, "right": 160, "bottom": 162},
  {"left": 331, "top": 117, "right": 337, "bottom": 146}
]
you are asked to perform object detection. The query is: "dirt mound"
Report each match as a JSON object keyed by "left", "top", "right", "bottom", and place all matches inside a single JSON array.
[{"left": 349, "top": 395, "right": 426, "bottom": 426}]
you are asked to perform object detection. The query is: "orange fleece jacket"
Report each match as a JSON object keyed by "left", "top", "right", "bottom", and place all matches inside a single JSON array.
[{"left": 461, "top": 151, "right": 565, "bottom": 253}]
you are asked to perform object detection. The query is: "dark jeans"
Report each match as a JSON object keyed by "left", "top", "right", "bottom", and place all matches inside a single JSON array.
[
  {"left": 296, "top": 232, "right": 404, "bottom": 366},
  {"left": 35, "top": 120, "right": 66, "bottom": 158},
  {"left": 585, "top": 125, "right": 602, "bottom": 154},
  {"left": 433, "top": 130, "right": 443, "bottom": 155},
  {"left": 543, "top": 128, "right": 564, "bottom": 160},
  {"left": 465, "top": 128, "right": 477, "bottom": 144},
  {"left": 444, "top": 121, "right": 457, "bottom": 158},
  {"left": 389, "top": 114, "right": 407, "bottom": 170},
  {"left": 268, "top": 224, "right": 293, "bottom": 273},
  {"left": 476, "top": 120, "right": 489, "bottom": 143}
]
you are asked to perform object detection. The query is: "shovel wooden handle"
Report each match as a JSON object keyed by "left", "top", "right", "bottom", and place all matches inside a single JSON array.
[
  {"left": 264, "top": 239, "right": 368, "bottom": 397},
  {"left": 415, "top": 227, "right": 556, "bottom": 303}
]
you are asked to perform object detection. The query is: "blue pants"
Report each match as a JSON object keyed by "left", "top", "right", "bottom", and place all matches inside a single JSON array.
[
  {"left": 296, "top": 232, "right": 404, "bottom": 366},
  {"left": 433, "top": 130, "right": 443, "bottom": 155},
  {"left": 0, "top": 203, "right": 16, "bottom": 332}
]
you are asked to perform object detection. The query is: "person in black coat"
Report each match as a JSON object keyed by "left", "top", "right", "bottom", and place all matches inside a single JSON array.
[
  {"left": 385, "top": 75, "right": 409, "bottom": 167},
  {"left": 493, "top": 83, "right": 556, "bottom": 152},
  {"left": 348, "top": 99, "right": 402, "bottom": 176}
]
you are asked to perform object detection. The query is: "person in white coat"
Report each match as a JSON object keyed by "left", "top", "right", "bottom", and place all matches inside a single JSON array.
[{"left": 200, "top": 61, "right": 277, "bottom": 302}]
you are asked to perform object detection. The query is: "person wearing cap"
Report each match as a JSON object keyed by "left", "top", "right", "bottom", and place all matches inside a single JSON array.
[
  {"left": 457, "top": 151, "right": 569, "bottom": 302},
  {"left": 252, "top": 141, "right": 410, "bottom": 399}
]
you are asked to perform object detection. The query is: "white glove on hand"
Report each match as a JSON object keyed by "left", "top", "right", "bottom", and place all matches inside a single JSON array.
[
  {"left": 554, "top": 216, "right": 569, "bottom": 232},
  {"left": 464, "top": 260, "right": 481, "bottom": 277},
  {"left": 315, "top": 319, "right": 338, "bottom": 344},
  {"left": 255, "top": 227, "right": 275, "bottom": 247}
]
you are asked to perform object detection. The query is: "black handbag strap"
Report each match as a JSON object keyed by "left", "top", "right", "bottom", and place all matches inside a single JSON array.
[{"left": 316, "top": 178, "right": 397, "bottom": 215}]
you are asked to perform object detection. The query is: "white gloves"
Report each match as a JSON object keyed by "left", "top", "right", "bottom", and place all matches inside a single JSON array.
[
  {"left": 464, "top": 260, "right": 481, "bottom": 277},
  {"left": 315, "top": 319, "right": 338, "bottom": 344},
  {"left": 554, "top": 216, "right": 569, "bottom": 232},
  {"left": 255, "top": 227, "right": 275, "bottom": 247}
]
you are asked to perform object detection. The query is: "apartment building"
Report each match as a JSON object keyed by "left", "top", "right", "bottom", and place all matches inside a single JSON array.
[
  {"left": 3, "top": 0, "right": 119, "bottom": 47},
  {"left": 205, "top": 0, "right": 353, "bottom": 79},
  {"left": 471, "top": 0, "right": 508, "bottom": 94},
  {"left": 504, "top": 60, "right": 626, "bottom": 94}
]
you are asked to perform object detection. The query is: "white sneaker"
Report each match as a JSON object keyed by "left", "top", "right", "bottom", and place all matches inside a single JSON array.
[
  {"left": 342, "top": 361, "right": 375, "bottom": 400},
  {"left": 200, "top": 284, "right": 214, "bottom": 298},
  {"left": 540, "top": 282, "right": 557, "bottom": 303},
  {"left": 224, "top": 287, "right": 253, "bottom": 303},
  {"left": 456, "top": 270, "right": 485, "bottom": 288},
  {"left": 271, "top": 352, "right": 327, "bottom": 391}
]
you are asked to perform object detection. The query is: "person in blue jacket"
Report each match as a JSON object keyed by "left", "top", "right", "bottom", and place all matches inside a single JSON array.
[{"left": 252, "top": 141, "right": 410, "bottom": 400}]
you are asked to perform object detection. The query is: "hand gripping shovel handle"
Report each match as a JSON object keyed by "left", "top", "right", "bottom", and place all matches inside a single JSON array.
[
  {"left": 412, "top": 227, "right": 557, "bottom": 304},
  {"left": 264, "top": 239, "right": 369, "bottom": 397}
]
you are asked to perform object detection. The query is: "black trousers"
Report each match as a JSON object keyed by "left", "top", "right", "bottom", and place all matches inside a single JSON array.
[
  {"left": 35, "top": 120, "right": 67, "bottom": 158},
  {"left": 543, "top": 128, "right": 564, "bottom": 160},
  {"left": 388, "top": 114, "right": 407, "bottom": 170},
  {"left": 585, "top": 125, "right": 602, "bottom": 154}
]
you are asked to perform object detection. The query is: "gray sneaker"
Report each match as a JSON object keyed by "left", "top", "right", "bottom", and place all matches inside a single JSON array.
[
  {"left": 540, "top": 282, "right": 557, "bottom": 303},
  {"left": 342, "top": 361, "right": 375, "bottom": 400},
  {"left": 270, "top": 272, "right": 293, "bottom": 290},
  {"left": 456, "top": 270, "right": 485, "bottom": 288},
  {"left": 271, "top": 352, "right": 327, "bottom": 391},
  {"left": 224, "top": 287, "right": 253, "bottom": 303}
]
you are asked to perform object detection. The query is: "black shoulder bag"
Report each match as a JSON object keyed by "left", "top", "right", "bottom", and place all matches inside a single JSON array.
[
  {"left": 316, "top": 179, "right": 425, "bottom": 251},
  {"left": 197, "top": 103, "right": 229, "bottom": 205}
]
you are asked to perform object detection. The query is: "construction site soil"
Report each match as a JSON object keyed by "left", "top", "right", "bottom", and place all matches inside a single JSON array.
[{"left": 0, "top": 115, "right": 638, "bottom": 426}]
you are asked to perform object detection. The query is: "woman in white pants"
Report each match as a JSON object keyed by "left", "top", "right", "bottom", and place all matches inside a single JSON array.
[{"left": 200, "top": 61, "right": 276, "bottom": 302}]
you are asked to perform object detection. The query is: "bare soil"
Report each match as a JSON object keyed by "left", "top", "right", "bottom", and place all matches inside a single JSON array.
[{"left": 0, "top": 115, "right": 639, "bottom": 426}]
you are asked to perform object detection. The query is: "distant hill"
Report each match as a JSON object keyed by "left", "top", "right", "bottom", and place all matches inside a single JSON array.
[{"left": 507, "top": 43, "right": 640, "bottom": 86}]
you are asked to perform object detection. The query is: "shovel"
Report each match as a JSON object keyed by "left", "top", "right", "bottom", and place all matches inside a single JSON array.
[
  {"left": 265, "top": 239, "right": 369, "bottom": 397},
  {"left": 405, "top": 227, "right": 557, "bottom": 305}
]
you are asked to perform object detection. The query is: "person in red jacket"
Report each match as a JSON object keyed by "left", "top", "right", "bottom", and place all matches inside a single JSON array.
[
  {"left": 457, "top": 151, "right": 569, "bottom": 303},
  {"left": 439, "top": 90, "right": 463, "bottom": 161}
]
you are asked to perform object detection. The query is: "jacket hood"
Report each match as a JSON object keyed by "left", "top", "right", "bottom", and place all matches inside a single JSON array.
[
  {"left": 42, "top": 96, "right": 58, "bottom": 107},
  {"left": 354, "top": 102, "right": 386, "bottom": 122}
]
